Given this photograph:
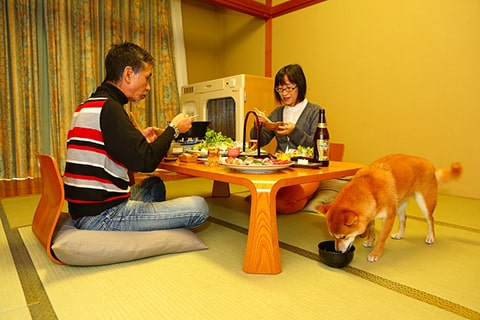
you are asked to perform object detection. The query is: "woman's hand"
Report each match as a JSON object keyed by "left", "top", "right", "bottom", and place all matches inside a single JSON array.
[
  {"left": 254, "top": 108, "right": 271, "bottom": 125},
  {"left": 256, "top": 114, "right": 268, "bottom": 124},
  {"left": 276, "top": 122, "right": 295, "bottom": 136}
]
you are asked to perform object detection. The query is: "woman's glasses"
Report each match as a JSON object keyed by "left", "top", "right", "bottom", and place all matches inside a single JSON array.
[{"left": 275, "top": 86, "right": 297, "bottom": 93}]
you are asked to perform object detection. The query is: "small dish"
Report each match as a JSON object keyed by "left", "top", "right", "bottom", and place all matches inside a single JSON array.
[
  {"left": 263, "top": 121, "right": 284, "bottom": 130},
  {"left": 290, "top": 156, "right": 313, "bottom": 162},
  {"left": 291, "top": 162, "right": 323, "bottom": 169},
  {"left": 227, "top": 146, "right": 241, "bottom": 158}
]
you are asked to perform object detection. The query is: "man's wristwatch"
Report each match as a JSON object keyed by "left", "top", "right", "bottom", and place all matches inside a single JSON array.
[{"left": 169, "top": 123, "right": 180, "bottom": 138}]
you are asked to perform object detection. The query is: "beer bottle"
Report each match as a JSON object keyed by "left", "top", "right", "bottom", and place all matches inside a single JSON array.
[{"left": 312, "top": 109, "right": 330, "bottom": 166}]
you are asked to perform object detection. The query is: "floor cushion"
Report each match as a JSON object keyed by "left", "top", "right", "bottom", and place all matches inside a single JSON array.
[
  {"left": 51, "top": 214, "right": 207, "bottom": 266},
  {"left": 302, "top": 177, "right": 351, "bottom": 213}
]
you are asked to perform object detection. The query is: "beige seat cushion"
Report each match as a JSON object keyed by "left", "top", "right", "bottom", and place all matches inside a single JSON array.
[
  {"left": 51, "top": 215, "right": 207, "bottom": 266},
  {"left": 303, "top": 177, "right": 351, "bottom": 213}
]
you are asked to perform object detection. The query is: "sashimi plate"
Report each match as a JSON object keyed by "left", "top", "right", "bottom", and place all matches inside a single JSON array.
[{"left": 223, "top": 162, "right": 293, "bottom": 174}]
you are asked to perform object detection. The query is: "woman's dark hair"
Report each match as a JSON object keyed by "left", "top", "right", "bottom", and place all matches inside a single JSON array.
[
  {"left": 274, "top": 64, "right": 307, "bottom": 104},
  {"left": 104, "top": 42, "right": 154, "bottom": 82}
]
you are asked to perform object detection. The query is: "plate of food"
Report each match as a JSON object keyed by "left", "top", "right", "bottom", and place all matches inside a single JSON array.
[
  {"left": 276, "top": 146, "right": 314, "bottom": 161},
  {"left": 186, "top": 149, "right": 208, "bottom": 157},
  {"left": 223, "top": 157, "right": 292, "bottom": 174},
  {"left": 240, "top": 150, "right": 269, "bottom": 157},
  {"left": 188, "top": 148, "right": 229, "bottom": 158}
]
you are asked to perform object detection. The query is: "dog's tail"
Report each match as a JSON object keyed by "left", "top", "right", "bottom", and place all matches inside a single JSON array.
[{"left": 435, "top": 162, "right": 463, "bottom": 184}]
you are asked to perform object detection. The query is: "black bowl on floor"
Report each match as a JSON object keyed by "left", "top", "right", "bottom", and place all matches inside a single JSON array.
[{"left": 318, "top": 240, "right": 355, "bottom": 268}]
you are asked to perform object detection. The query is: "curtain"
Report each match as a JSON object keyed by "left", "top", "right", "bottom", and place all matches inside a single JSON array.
[
  {"left": 0, "top": 1, "right": 41, "bottom": 179},
  {"left": 0, "top": 0, "right": 179, "bottom": 179}
]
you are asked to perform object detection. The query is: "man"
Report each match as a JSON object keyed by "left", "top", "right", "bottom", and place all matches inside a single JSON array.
[{"left": 64, "top": 42, "right": 209, "bottom": 231}]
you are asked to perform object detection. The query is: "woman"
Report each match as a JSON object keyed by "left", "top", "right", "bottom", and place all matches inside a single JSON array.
[{"left": 251, "top": 64, "right": 323, "bottom": 214}]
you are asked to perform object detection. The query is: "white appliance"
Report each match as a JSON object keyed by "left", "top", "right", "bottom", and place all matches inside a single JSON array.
[{"left": 180, "top": 74, "right": 275, "bottom": 150}]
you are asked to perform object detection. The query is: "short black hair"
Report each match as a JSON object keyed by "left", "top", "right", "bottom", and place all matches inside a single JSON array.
[
  {"left": 274, "top": 64, "right": 307, "bottom": 103},
  {"left": 104, "top": 42, "right": 154, "bottom": 82}
]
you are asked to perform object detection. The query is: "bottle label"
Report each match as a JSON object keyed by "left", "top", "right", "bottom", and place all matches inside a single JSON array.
[{"left": 316, "top": 139, "right": 329, "bottom": 161}]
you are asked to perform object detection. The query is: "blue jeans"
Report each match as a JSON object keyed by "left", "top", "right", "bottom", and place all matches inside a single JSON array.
[{"left": 73, "top": 177, "right": 209, "bottom": 231}]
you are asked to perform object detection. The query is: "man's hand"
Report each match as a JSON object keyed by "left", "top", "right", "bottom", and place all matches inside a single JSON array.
[
  {"left": 142, "top": 126, "right": 160, "bottom": 142},
  {"left": 171, "top": 113, "right": 193, "bottom": 133}
]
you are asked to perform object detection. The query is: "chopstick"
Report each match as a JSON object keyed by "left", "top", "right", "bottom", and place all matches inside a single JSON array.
[{"left": 254, "top": 108, "right": 273, "bottom": 123}]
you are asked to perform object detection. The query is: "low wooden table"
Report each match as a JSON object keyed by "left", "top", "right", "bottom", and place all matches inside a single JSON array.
[{"left": 159, "top": 160, "right": 362, "bottom": 274}]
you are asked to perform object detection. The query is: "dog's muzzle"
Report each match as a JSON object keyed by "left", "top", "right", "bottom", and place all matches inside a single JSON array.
[{"left": 335, "top": 239, "right": 353, "bottom": 253}]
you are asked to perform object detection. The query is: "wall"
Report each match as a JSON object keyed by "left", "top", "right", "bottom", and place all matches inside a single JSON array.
[
  {"left": 181, "top": 0, "right": 223, "bottom": 82},
  {"left": 181, "top": 0, "right": 266, "bottom": 83},
  {"left": 182, "top": 0, "right": 480, "bottom": 199}
]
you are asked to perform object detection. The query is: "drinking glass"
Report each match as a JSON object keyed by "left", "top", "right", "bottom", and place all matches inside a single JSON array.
[{"left": 207, "top": 144, "right": 220, "bottom": 166}]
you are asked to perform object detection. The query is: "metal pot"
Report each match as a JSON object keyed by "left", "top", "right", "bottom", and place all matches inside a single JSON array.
[{"left": 176, "top": 121, "right": 210, "bottom": 140}]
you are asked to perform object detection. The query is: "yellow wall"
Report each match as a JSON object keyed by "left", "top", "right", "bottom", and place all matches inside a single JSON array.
[
  {"left": 181, "top": 0, "right": 223, "bottom": 82},
  {"left": 181, "top": 0, "right": 480, "bottom": 199},
  {"left": 181, "top": 0, "right": 266, "bottom": 83}
]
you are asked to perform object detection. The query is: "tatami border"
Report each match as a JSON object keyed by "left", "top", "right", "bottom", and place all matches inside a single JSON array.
[{"left": 0, "top": 204, "right": 58, "bottom": 319}]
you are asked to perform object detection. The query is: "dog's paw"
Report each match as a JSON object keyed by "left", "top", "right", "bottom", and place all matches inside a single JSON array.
[
  {"left": 391, "top": 233, "right": 403, "bottom": 240},
  {"left": 367, "top": 253, "right": 379, "bottom": 262},
  {"left": 362, "top": 240, "right": 374, "bottom": 248},
  {"left": 425, "top": 236, "right": 435, "bottom": 244}
]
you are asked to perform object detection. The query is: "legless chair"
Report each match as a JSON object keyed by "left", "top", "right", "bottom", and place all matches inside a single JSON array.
[
  {"left": 329, "top": 142, "right": 345, "bottom": 162},
  {"left": 32, "top": 154, "right": 65, "bottom": 264},
  {"left": 32, "top": 154, "right": 207, "bottom": 266}
]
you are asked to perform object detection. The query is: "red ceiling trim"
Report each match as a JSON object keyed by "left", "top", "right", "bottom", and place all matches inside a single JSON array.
[
  {"left": 271, "top": 0, "right": 327, "bottom": 18},
  {"left": 199, "top": 0, "right": 270, "bottom": 19},
  {"left": 199, "top": 0, "right": 327, "bottom": 19}
]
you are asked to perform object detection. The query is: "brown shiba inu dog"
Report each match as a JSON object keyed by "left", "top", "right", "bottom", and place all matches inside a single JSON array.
[{"left": 318, "top": 154, "right": 462, "bottom": 262}]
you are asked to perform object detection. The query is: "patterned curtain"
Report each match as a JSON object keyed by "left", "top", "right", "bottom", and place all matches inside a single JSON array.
[
  {"left": 0, "top": 0, "right": 179, "bottom": 179},
  {"left": 0, "top": 1, "right": 41, "bottom": 179}
]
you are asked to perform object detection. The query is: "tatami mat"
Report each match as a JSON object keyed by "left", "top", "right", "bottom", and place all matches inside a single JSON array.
[
  {"left": 2, "top": 177, "right": 479, "bottom": 319},
  {"left": 19, "top": 221, "right": 468, "bottom": 320},
  {"left": 2, "top": 195, "right": 41, "bottom": 229},
  {"left": 206, "top": 192, "right": 480, "bottom": 316},
  {"left": 0, "top": 214, "right": 32, "bottom": 320}
]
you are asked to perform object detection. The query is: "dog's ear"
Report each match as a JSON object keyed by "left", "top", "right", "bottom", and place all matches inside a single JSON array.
[
  {"left": 316, "top": 204, "right": 331, "bottom": 214},
  {"left": 343, "top": 211, "right": 358, "bottom": 227}
]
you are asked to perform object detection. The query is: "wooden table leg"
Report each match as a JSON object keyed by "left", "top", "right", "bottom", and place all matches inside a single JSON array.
[
  {"left": 242, "top": 184, "right": 282, "bottom": 274},
  {"left": 212, "top": 180, "right": 230, "bottom": 197}
]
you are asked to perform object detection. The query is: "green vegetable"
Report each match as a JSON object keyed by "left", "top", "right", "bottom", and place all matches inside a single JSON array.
[
  {"left": 204, "top": 129, "right": 234, "bottom": 145},
  {"left": 296, "top": 146, "right": 313, "bottom": 157},
  {"left": 192, "top": 129, "right": 234, "bottom": 151}
]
